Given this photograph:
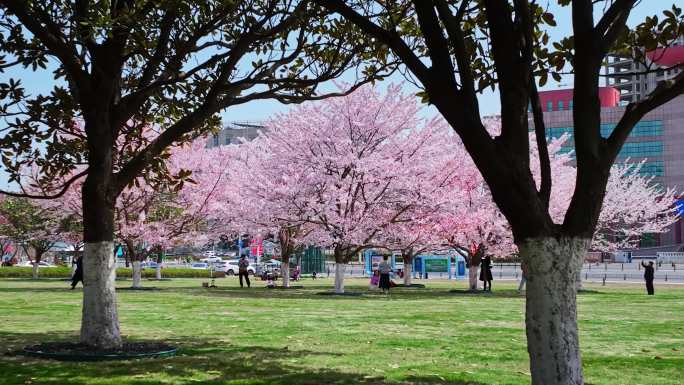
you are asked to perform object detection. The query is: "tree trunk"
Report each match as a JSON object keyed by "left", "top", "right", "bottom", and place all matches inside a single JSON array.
[
  {"left": 131, "top": 261, "right": 142, "bottom": 288},
  {"left": 281, "top": 254, "right": 290, "bottom": 288},
  {"left": 468, "top": 263, "right": 479, "bottom": 290},
  {"left": 155, "top": 252, "right": 163, "bottom": 279},
  {"left": 403, "top": 261, "right": 412, "bottom": 286},
  {"left": 32, "top": 262, "right": 39, "bottom": 279},
  {"left": 80, "top": 241, "right": 121, "bottom": 349},
  {"left": 32, "top": 252, "right": 44, "bottom": 279},
  {"left": 334, "top": 263, "right": 346, "bottom": 293},
  {"left": 519, "top": 237, "right": 588, "bottom": 385},
  {"left": 80, "top": 141, "right": 122, "bottom": 348}
]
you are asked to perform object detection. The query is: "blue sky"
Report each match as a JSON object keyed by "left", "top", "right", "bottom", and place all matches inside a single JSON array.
[{"left": 0, "top": 1, "right": 666, "bottom": 189}]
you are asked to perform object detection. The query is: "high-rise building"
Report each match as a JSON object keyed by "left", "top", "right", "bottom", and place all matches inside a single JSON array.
[
  {"left": 604, "top": 37, "right": 684, "bottom": 104},
  {"left": 206, "top": 121, "right": 264, "bottom": 148},
  {"left": 534, "top": 89, "right": 684, "bottom": 247}
]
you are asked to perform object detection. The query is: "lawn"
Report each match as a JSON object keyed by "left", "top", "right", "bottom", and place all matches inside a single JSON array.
[{"left": 0, "top": 277, "right": 682, "bottom": 385}]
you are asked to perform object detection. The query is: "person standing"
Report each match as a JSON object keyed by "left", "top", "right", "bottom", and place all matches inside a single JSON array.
[
  {"left": 70, "top": 255, "right": 83, "bottom": 290},
  {"left": 238, "top": 256, "right": 251, "bottom": 288},
  {"left": 517, "top": 261, "right": 528, "bottom": 293},
  {"left": 480, "top": 255, "right": 493, "bottom": 292},
  {"left": 641, "top": 261, "right": 655, "bottom": 295},
  {"left": 378, "top": 256, "right": 392, "bottom": 294}
]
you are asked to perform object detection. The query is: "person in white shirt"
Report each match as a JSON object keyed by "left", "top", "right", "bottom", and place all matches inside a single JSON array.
[{"left": 377, "top": 256, "right": 392, "bottom": 294}]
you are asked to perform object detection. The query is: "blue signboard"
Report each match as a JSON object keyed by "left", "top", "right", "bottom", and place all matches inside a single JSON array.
[{"left": 677, "top": 200, "right": 684, "bottom": 216}]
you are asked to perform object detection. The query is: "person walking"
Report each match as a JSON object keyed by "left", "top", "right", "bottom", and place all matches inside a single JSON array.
[
  {"left": 480, "top": 255, "right": 493, "bottom": 292},
  {"left": 70, "top": 255, "right": 83, "bottom": 290},
  {"left": 641, "top": 261, "right": 655, "bottom": 295},
  {"left": 238, "top": 256, "right": 251, "bottom": 288},
  {"left": 378, "top": 256, "right": 392, "bottom": 294},
  {"left": 517, "top": 261, "right": 528, "bottom": 293}
]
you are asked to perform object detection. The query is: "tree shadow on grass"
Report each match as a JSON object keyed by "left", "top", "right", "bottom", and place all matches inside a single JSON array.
[
  {"left": 185, "top": 285, "right": 526, "bottom": 302},
  {"left": 0, "top": 331, "right": 490, "bottom": 385}
]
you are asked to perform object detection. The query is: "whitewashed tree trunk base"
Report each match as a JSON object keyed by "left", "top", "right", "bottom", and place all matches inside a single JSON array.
[
  {"left": 282, "top": 263, "right": 290, "bottom": 288},
  {"left": 155, "top": 265, "right": 162, "bottom": 280},
  {"left": 80, "top": 241, "right": 122, "bottom": 349},
  {"left": 403, "top": 262, "right": 412, "bottom": 286},
  {"left": 334, "top": 263, "right": 346, "bottom": 293},
  {"left": 32, "top": 263, "right": 39, "bottom": 279},
  {"left": 468, "top": 265, "right": 479, "bottom": 290},
  {"left": 519, "top": 237, "right": 588, "bottom": 385},
  {"left": 132, "top": 261, "right": 142, "bottom": 288}
]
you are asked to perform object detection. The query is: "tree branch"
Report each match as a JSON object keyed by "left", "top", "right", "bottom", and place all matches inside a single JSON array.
[
  {"left": 0, "top": 169, "right": 88, "bottom": 200},
  {"left": 605, "top": 71, "right": 684, "bottom": 162}
]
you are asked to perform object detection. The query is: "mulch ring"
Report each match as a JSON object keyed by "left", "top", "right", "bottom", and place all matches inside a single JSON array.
[{"left": 22, "top": 342, "right": 177, "bottom": 361}]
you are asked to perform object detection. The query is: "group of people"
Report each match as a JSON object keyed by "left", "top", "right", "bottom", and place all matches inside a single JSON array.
[{"left": 67, "top": 252, "right": 660, "bottom": 296}]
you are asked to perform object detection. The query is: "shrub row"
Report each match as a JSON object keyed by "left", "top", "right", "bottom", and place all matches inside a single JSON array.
[{"left": 0, "top": 267, "right": 214, "bottom": 279}]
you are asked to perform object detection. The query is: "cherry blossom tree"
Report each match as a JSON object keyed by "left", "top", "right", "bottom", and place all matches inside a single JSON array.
[
  {"left": 235, "top": 85, "right": 451, "bottom": 293},
  {"left": 435, "top": 124, "right": 678, "bottom": 291}
]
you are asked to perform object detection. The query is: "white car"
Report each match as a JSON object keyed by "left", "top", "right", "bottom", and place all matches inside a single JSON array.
[
  {"left": 200, "top": 256, "right": 223, "bottom": 264},
  {"left": 221, "top": 259, "right": 255, "bottom": 276},
  {"left": 190, "top": 262, "right": 210, "bottom": 270},
  {"left": 18, "top": 261, "right": 57, "bottom": 268}
]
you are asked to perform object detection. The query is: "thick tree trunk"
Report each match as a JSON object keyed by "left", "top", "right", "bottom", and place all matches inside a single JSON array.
[
  {"left": 403, "top": 261, "right": 412, "bottom": 286},
  {"left": 80, "top": 137, "right": 122, "bottom": 348},
  {"left": 519, "top": 237, "right": 588, "bottom": 385},
  {"left": 281, "top": 254, "right": 290, "bottom": 288},
  {"left": 80, "top": 241, "right": 121, "bottom": 348},
  {"left": 334, "top": 263, "right": 346, "bottom": 293},
  {"left": 132, "top": 261, "right": 142, "bottom": 288},
  {"left": 468, "top": 263, "right": 479, "bottom": 290}
]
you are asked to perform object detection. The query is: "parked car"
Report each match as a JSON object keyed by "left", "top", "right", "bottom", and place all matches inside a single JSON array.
[
  {"left": 222, "top": 259, "right": 255, "bottom": 276},
  {"left": 190, "top": 262, "right": 210, "bottom": 270},
  {"left": 200, "top": 256, "right": 223, "bottom": 264},
  {"left": 18, "top": 261, "right": 57, "bottom": 268},
  {"left": 141, "top": 261, "right": 159, "bottom": 269}
]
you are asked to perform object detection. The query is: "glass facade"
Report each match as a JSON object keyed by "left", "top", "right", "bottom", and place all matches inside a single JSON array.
[
  {"left": 545, "top": 120, "right": 663, "bottom": 139},
  {"left": 600, "top": 120, "right": 663, "bottom": 138},
  {"left": 540, "top": 120, "right": 665, "bottom": 177},
  {"left": 617, "top": 141, "right": 663, "bottom": 158}
]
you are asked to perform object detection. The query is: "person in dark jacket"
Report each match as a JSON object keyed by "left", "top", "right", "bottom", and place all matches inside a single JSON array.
[
  {"left": 480, "top": 255, "right": 493, "bottom": 291},
  {"left": 641, "top": 261, "right": 655, "bottom": 295},
  {"left": 238, "top": 256, "right": 251, "bottom": 288},
  {"left": 71, "top": 255, "right": 83, "bottom": 289}
]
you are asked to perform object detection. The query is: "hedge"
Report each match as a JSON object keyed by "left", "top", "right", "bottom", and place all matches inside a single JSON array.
[{"left": 0, "top": 267, "right": 215, "bottom": 279}]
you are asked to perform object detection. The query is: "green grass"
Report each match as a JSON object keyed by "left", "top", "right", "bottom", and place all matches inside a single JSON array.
[{"left": 0, "top": 278, "right": 682, "bottom": 385}]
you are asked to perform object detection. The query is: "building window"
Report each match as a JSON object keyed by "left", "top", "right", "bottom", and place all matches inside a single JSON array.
[
  {"left": 617, "top": 141, "right": 663, "bottom": 158},
  {"left": 568, "top": 100, "right": 573, "bottom": 110},
  {"left": 547, "top": 101, "right": 553, "bottom": 112},
  {"left": 558, "top": 101, "right": 564, "bottom": 111},
  {"left": 225, "top": 137, "right": 231, "bottom": 145},
  {"left": 213, "top": 135, "right": 219, "bottom": 146}
]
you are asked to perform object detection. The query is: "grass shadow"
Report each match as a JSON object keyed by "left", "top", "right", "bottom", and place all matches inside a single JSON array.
[{"left": 0, "top": 331, "right": 489, "bottom": 385}]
